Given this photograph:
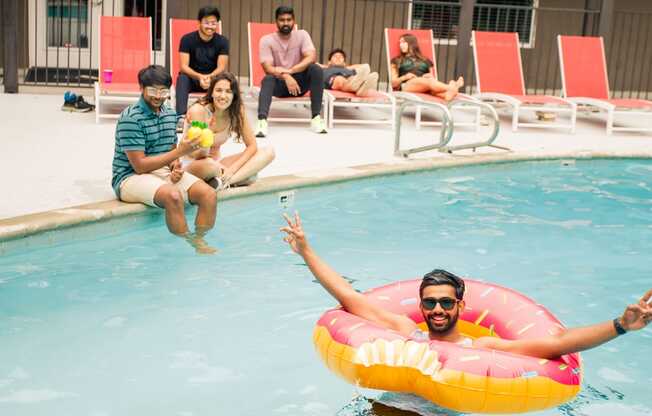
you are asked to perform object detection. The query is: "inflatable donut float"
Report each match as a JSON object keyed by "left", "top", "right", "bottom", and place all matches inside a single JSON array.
[{"left": 313, "top": 279, "right": 582, "bottom": 414}]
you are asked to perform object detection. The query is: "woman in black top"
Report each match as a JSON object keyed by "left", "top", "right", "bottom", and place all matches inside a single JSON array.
[{"left": 390, "top": 34, "right": 463, "bottom": 101}]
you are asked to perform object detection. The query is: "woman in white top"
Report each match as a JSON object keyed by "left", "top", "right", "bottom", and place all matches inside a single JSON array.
[{"left": 182, "top": 72, "right": 275, "bottom": 188}]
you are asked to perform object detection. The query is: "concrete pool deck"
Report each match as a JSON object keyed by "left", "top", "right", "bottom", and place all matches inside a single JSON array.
[{"left": 1, "top": 91, "right": 651, "bottom": 241}]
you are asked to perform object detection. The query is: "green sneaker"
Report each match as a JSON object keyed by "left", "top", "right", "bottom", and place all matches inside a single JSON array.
[
  {"left": 255, "top": 119, "right": 268, "bottom": 137},
  {"left": 310, "top": 115, "right": 327, "bottom": 134}
]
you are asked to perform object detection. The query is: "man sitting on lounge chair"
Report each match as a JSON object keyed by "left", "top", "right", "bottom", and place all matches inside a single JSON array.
[
  {"left": 176, "top": 6, "right": 229, "bottom": 118},
  {"left": 254, "top": 6, "right": 327, "bottom": 138}
]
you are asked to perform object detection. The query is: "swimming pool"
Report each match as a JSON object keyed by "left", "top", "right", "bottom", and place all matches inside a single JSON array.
[{"left": 1, "top": 159, "right": 651, "bottom": 416}]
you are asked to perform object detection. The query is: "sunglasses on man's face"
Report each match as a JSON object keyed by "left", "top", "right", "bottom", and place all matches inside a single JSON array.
[
  {"left": 421, "top": 297, "right": 458, "bottom": 311},
  {"left": 144, "top": 87, "right": 170, "bottom": 98}
]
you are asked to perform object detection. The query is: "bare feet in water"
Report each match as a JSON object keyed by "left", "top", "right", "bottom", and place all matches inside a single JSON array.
[
  {"left": 191, "top": 236, "right": 218, "bottom": 255},
  {"left": 181, "top": 230, "right": 218, "bottom": 255}
]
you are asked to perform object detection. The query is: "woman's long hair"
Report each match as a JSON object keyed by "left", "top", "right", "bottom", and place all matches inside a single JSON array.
[
  {"left": 392, "top": 33, "right": 432, "bottom": 67},
  {"left": 199, "top": 72, "right": 244, "bottom": 140}
]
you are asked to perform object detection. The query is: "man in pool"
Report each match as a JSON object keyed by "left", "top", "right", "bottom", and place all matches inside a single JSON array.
[{"left": 280, "top": 212, "right": 652, "bottom": 359}]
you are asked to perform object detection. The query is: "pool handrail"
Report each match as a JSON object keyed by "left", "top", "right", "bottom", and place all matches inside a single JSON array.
[
  {"left": 393, "top": 97, "right": 453, "bottom": 157},
  {"left": 439, "top": 99, "right": 504, "bottom": 153}
]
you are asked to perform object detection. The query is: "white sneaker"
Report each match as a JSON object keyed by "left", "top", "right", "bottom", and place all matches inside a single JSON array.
[
  {"left": 310, "top": 115, "right": 327, "bottom": 134},
  {"left": 255, "top": 119, "right": 268, "bottom": 137}
]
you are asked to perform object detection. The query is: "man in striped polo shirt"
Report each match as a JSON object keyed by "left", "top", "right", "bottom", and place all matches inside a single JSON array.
[{"left": 112, "top": 65, "right": 218, "bottom": 254}]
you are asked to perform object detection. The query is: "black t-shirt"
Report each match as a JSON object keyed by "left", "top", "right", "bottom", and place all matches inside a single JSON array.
[{"left": 179, "top": 31, "right": 229, "bottom": 75}]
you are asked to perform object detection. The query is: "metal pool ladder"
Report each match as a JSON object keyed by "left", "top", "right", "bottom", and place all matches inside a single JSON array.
[{"left": 393, "top": 95, "right": 505, "bottom": 157}]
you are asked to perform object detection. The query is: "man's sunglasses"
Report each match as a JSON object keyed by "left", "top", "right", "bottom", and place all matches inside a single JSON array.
[
  {"left": 421, "top": 297, "right": 459, "bottom": 311},
  {"left": 144, "top": 87, "right": 170, "bottom": 98}
]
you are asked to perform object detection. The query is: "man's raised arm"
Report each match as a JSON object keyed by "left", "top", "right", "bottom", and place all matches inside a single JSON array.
[
  {"left": 476, "top": 289, "right": 652, "bottom": 359},
  {"left": 280, "top": 212, "right": 417, "bottom": 337}
]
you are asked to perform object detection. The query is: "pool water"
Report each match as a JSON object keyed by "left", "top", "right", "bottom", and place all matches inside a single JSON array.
[{"left": 1, "top": 159, "right": 651, "bottom": 416}]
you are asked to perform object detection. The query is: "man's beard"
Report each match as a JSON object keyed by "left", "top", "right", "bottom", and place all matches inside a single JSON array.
[
  {"left": 425, "top": 310, "right": 459, "bottom": 335},
  {"left": 279, "top": 25, "right": 292, "bottom": 34}
]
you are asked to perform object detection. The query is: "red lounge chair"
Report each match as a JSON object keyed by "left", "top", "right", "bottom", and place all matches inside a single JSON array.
[
  {"left": 247, "top": 22, "right": 326, "bottom": 123},
  {"left": 558, "top": 35, "right": 652, "bottom": 135},
  {"left": 384, "top": 28, "right": 500, "bottom": 154},
  {"left": 95, "top": 16, "right": 151, "bottom": 123},
  {"left": 324, "top": 80, "right": 396, "bottom": 130},
  {"left": 472, "top": 31, "right": 576, "bottom": 132},
  {"left": 323, "top": 62, "right": 395, "bottom": 128},
  {"left": 384, "top": 28, "right": 454, "bottom": 129},
  {"left": 169, "top": 18, "right": 223, "bottom": 109}
]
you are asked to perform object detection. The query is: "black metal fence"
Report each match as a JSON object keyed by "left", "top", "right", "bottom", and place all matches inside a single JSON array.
[
  {"left": 21, "top": 0, "right": 166, "bottom": 86},
  {"left": 606, "top": 9, "right": 652, "bottom": 100},
  {"left": 4, "top": 0, "right": 652, "bottom": 99}
]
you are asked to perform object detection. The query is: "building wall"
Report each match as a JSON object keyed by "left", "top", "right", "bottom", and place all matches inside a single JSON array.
[
  {"left": 7, "top": 0, "right": 652, "bottom": 96},
  {"left": 607, "top": 1, "right": 652, "bottom": 96},
  {"left": 434, "top": 0, "right": 651, "bottom": 96},
  {"left": 435, "top": 0, "right": 602, "bottom": 94}
]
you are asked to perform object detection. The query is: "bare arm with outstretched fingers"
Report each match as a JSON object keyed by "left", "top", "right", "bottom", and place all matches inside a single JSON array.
[
  {"left": 475, "top": 289, "right": 652, "bottom": 359},
  {"left": 280, "top": 212, "right": 417, "bottom": 337}
]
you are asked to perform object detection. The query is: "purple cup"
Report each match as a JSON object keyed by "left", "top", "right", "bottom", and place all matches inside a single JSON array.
[{"left": 102, "top": 69, "right": 113, "bottom": 84}]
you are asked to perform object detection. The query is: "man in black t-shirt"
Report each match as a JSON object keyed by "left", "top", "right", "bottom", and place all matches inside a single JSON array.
[{"left": 176, "top": 6, "right": 229, "bottom": 117}]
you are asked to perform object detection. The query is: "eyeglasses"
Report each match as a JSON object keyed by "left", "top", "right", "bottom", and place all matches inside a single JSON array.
[
  {"left": 144, "top": 87, "right": 170, "bottom": 98},
  {"left": 421, "top": 297, "right": 459, "bottom": 311},
  {"left": 202, "top": 21, "right": 219, "bottom": 27}
]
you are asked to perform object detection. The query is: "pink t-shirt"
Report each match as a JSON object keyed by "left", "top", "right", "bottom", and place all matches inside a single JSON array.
[{"left": 259, "top": 29, "right": 315, "bottom": 69}]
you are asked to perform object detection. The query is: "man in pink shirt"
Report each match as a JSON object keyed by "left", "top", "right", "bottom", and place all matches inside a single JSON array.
[{"left": 255, "top": 6, "right": 326, "bottom": 137}]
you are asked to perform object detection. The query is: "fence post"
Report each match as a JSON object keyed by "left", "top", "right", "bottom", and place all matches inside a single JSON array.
[
  {"left": 319, "top": 0, "right": 329, "bottom": 63},
  {"left": 455, "top": 0, "right": 475, "bottom": 90},
  {"left": 2, "top": 0, "right": 19, "bottom": 93},
  {"left": 582, "top": 0, "right": 601, "bottom": 36},
  {"left": 598, "top": 0, "right": 614, "bottom": 40}
]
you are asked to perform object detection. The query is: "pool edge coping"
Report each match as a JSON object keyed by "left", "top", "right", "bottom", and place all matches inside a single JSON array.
[{"left": 2, "top": 150, "right": 651, "bottom": 242}]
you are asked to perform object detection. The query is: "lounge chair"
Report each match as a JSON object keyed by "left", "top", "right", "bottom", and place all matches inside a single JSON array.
[
  {"left": 247, "top": 22, "right": 326, "bottom": 123},
  {"left": 169, "top": 18, "right": 223, "bottom": 109},
  {"left": 324, "top": 68, "right": 395, "bottom": 129},
  {"left": 558, "top": 35, "right": 652, "bottom": 135},
  {"left": 472, "top": 31, "right": 576, "bottom": 132},
  {"left": 385, "top": 28, "right": 500, "bottom": 154},
  {"left": 95, "top": 16, "right": 151, "bottom": 123}
]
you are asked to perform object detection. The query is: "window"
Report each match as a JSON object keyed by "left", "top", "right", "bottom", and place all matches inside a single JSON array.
[
  {"left": 411, "top": 0, "right": 537, "bottom": 47},
  {"left": 47, "top": 0, "right": 89, "bottom": 48}
]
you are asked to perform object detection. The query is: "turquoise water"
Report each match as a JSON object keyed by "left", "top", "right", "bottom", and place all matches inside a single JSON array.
[{"left": 1, "top": 159, "right": 651, "bottom": 416}]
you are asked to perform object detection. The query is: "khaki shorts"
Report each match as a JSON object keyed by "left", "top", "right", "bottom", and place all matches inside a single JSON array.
[{"left": 119, "top": 167, "right": 201, "bottom": 207}]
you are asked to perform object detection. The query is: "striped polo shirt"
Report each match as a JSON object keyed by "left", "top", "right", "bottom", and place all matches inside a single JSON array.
[{"left": 111, "top": 97, "right": 178, "bottom": 197}]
